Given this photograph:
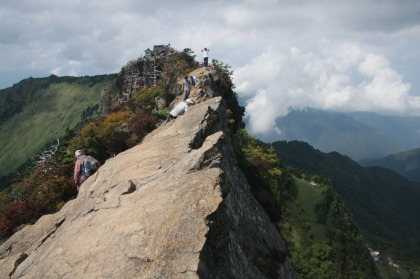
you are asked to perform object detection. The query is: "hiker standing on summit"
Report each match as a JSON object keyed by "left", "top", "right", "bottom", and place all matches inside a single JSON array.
[
  {"left": 74, "top": 150, "right": 100, "bottom": 191},
  {"left": 201, "top": 47, "right": 210, "bottom": 67}
]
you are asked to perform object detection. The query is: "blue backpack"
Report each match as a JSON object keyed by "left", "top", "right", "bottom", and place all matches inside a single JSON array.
[{"left": 80, "top": 156, "right": 97, "bottom": 177}]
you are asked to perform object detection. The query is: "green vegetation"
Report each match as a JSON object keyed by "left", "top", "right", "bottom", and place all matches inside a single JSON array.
[
  {"left": 211, "top": 59, "right": 234, "bottom": 78},
  {"left": 362, "top": 147, "right": 420, "bottom": 183},
  {"left": 0, "top": 75, "right": 116, "bottom": 178},
  {"left": 134, "top": 87, "right": 162, "bottom": 111},
  {"left": 233, "top": 129, "right": 294, "bottom": 222},
  {"left": 281, "top": 179, "right": 377, "bottom": 278},
  {"left": 233, "top": 129, "right": 377, "bottom": 278},
  {"left": 272, "top": 140, "right": 420, "bottom": 278}
]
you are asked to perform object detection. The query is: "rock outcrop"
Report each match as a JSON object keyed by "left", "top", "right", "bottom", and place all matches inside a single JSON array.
[
  {"left": 170, "top": 67, "right": 225, "bottom": 106},
  {"left": 100, "top": 45, "right": 176, "bottom": 115},
  {"left": 0, "top": 96, "right": 295, "bottom": 278}
]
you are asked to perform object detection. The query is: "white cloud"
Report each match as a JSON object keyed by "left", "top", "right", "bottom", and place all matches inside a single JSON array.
[
  {"left": 1, "top": 0, "right": 420, "bottom": 133},
  {"left": 245, "top": 89, "right": 279, "bottom": 134},
  {"left": 50, "top": 66, "right": 62, "bottom": 76},
  {"left": 359, "top": 54, "right": 390, "bottom": 76},
  {"left": 234, "top": 41, "right": 420, "bottom": 135}
]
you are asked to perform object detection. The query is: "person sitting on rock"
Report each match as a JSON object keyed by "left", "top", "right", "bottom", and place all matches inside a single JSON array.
[
  {"left": 166, "top": 99, "right": 194, "bottom": 122},
  {"left": 74, "top": 150, "right": 101, "bottom": 191}
]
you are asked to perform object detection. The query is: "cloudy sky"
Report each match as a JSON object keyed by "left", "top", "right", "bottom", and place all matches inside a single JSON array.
[{"left": 1, "top": 0, "right": 420, "bottom": 137}]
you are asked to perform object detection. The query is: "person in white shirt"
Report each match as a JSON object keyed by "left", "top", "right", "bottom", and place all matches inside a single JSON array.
[
  {"left": 201, "top": 48, "right": 210, "bottom": 67},
  {"left": 166, "top": 99, "right": 194, "bottom": 122}
]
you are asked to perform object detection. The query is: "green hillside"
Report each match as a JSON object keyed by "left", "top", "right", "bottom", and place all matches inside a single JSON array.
[
  {"left": 232, "top": 129, "right": 378, "bottom": 278},
  {"left": 281, "top": 178, "right": 378, "bottom": 278},
  {"left": 272, "top": 141, "right": 420, "bottom": 268},
  {"left": 0, "top": 74, "right": 116, "bottom": 178},
  {"left": 362, "top": 148, "right": 420, "bottom": 183},
  {"left": 281, "top": 177, "right": 420, "bottom": 279}
]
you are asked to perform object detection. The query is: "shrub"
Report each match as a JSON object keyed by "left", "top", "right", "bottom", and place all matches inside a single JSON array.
[
  {"left": 171, "top": 49, "right": 199, "bottom": 70},
  {"left": 233, "top": 129, "right": 294, "bottom": 221},
  {"left": 70, "top": 110, "right": 132, "bottom": 161},
  {"left": 127, "top": 110, "right": 158, "bottom": 140},
  {"left": 152, "top": 107, "right": 170, "bottom": 120},
  {"left": 134, "top": 87, "right": 163, "bottom": 111},
  {"left": 0, "top": 198, "right": 48, "bottom": 238}
]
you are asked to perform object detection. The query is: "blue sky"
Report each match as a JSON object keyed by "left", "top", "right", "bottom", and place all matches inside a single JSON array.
[{"left": 1, "top": 0, "right": 419, "bottom": 136}]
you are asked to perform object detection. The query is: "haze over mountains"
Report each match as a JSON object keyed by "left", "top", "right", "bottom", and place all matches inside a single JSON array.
[
  {"left": 246, "top": 108, "right": 420, "bottom": 162},
  {"left": 362, "top": 147, "right": 420, "bottom": 183}
]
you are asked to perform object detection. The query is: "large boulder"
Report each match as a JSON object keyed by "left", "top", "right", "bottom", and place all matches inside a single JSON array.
[{"left": 0, "top": 97, "right": 295, "bottom": 279}]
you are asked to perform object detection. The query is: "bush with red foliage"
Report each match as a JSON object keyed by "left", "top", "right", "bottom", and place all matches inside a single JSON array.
[
  {"left": 0, "top": 198, "right": 48, "bottom": 238},
  {"left": 0, "top": 158, "right": 77, "bottom": 239},
  {"left": 127, "top": 110, "right": 158, "bottom": 140}
]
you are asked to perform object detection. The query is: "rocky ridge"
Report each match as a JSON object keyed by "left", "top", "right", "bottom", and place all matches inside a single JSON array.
[
  {"left": 0, "top": 71, "right": 295, "bottom": 278},
  {"left": 100, "top": 46, "right": 176, "bottom": 115}
]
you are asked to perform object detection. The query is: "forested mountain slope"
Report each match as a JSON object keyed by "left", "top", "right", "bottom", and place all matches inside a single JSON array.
[
  {"left": 272, "top": 140, "right": 420, "bottom": 264},
  {"left": 362, "top": 147, "right": 420, "bottom": 183},
  {"left": 0, "top": 74, "right": 116, "bottom": 179}
]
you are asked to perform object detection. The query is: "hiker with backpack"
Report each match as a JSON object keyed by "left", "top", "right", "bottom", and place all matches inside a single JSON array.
[
  {"left": 74, "top": 150, "right": 101, "bottom": 191},
  {"left": 190, "top": 76, "right": 199, "bottom": 87}
]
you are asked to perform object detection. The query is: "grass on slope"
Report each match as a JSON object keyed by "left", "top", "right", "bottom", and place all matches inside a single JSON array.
[
  {"left": 284, "top": 178, "right": 324, "bottom": 244},
  {"left": 0, "top": 80, "right": 111, "bottom": 176}
]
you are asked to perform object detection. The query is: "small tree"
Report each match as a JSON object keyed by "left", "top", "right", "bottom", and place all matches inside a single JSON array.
[{"left": 134, "top": 87, "right": 163, "bottom": 111}]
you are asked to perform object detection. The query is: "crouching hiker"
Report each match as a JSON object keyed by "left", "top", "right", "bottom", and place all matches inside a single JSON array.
[
  {"left": 74, "top": 150, "right": 101, "bottom": 191},
  {"left": 190, "top": 76, "right": 199, "bottom": 87},
  {"left": 166, "top": 99, "right": 194, "bottom": 122}
]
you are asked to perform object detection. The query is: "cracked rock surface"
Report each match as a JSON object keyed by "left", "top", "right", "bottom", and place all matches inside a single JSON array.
[{"left": 0, "top": 97, "right": 295, "bottom": 279}]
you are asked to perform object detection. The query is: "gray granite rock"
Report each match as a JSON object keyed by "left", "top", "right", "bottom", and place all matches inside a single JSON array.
[{"left": 0, "top": 97, "right": 295, "bottom": 279}]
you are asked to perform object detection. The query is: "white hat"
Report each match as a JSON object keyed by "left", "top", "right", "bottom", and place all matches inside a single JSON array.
[
  {"left": 75, "top": 150, "right": 83, "bottom": 157},
  {"left": 185, "top": 99, "right": 194, "bottom": 104}
]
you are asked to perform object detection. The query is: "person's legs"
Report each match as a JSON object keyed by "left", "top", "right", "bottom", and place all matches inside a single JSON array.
[
  {"left": 184, "top": 89, "right": 190, "bottom": 100},
  {"left": 166, "top": 114, "right": 176, "bottom": 122},
  {"left": 204, "top": 57, "right": 208, "bottom": 67}
]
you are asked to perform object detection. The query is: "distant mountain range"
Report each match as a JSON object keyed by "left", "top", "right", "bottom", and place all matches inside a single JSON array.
[
  {"left": 271, "top": 140, "right": 420, "bottom": 261},
  {"left": 249, "top": 108, "right": 420, "bottom": 161},
  {"left": 361, "top": 147, "right": 420, "bottom": 183}
]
